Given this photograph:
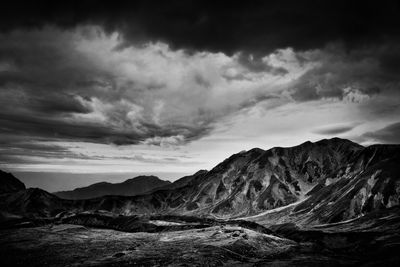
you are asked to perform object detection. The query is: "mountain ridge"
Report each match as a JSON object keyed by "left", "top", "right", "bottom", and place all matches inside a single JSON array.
[
  {"left": 54, "top": 175, "right": 171, "bottom": 200},
  {"left": 57, "top": 138, "right": 398, "bottom": 224},
  {"left": 1, "top": 138, "right": 399, "bottom": 229}
]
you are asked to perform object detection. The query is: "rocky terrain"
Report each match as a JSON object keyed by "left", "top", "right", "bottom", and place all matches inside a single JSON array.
[
  {"left": 1, "top": 212, "right": 399, "bottom": 266},
  {"left": 0, "top": 223, "right": 298, "bottom": 266},
  {"left": 0, "top": 138, "right": 399, "bottom": 266}
]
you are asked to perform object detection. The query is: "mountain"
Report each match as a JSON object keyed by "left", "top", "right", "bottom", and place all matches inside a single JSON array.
[
  {"left": 72, "top": 138, "right": 400, "bottom": 224},
  {"left": 1, "top": 138, "right": 399, "bottom": 228},
  {"left": 0, "top": 170, "right": 26, "bottom": 194},
  {"left": 1, "top": 138, "right": 399, "bottom": 266},
  {"left": 54, "top": 175, "right": 171, "bottom": 200},
  {"left": 0, "top": 188, "right": 70, "bottom": 218},
  {"left": 289, "top": 143, "right": 400, "bottom": 224},
  {"left": 151, "top": 170, "right": 208, "bottom": 191}
]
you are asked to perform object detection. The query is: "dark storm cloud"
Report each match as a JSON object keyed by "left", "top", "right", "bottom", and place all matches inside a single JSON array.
[
  {"left": 0, "top": 105, "right": 213, "bottom": 146},
  {"left": 362, "top": 122, "right": 400, "bottom": 144},
  {"left": 0, "top": 29, "right": 165, "bottom": 146},
  {"left": 288, "top": 44, "right": 396, "bottom": 103},
  {"left": 0, "top": 27, "right": 266, "bottom": 149},
  {"left": 0, "top": 139, "right": 92, "bottom": 165},
  {"left": 378, "top": 44, "right": 400, "bottom": 75},
  {"left": 237, "top": 53, "right": 288, "bottom": 75},
  {"left": 0, "top": 110, "right": 177, "bottom": 146},
  {"left": 27, "top": 94, "right": 92, "bottom": 114},
  {"left": 0, "top": 135, "right": 187, "bottom": 165},
  {"left": 1, "top": 0, "right": 399, "bottom": 55}
]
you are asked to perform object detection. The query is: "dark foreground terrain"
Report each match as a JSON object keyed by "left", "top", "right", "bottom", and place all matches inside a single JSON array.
[{"left": 1, "top": 212, "right": 400, "bottom": 266}]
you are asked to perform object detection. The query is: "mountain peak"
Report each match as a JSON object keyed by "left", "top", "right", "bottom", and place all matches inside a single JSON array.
[
  {"left": 315, "top": 137, "right": 362, "bottom": 145},
  {"left": 123, "top": 175, "right": 164, "bottom": 184}
]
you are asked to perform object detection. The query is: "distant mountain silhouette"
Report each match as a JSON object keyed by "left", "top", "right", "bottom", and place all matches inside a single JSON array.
[
  {"left": 0, "top": 170, "right": 26, "bottom": 194},
  {"left": 54, "top": 175, "right": 170, "bottom": 199}
]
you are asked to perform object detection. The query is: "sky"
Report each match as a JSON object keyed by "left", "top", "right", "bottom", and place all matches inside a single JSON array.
[{"left": 1, "top": 0, "right": 400, "bottom": 190}]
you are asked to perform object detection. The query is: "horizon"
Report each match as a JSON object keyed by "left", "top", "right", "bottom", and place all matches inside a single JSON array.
[
  {"left": 1, "top": 0, "right": 400, "bottom": 191},
  {"left": 10, "top": 171, "right": 190, "bottom": 192},
  {"left": 2, "top": 136, "right": 394, "bottom": 192}
]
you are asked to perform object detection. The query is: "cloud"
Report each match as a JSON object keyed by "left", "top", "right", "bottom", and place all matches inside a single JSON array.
[
  {"left": 95, "top": 154, "right": 183, "bottom": 164},
  {"left": 1, "top": 0, "right": 399, "bottom": 55},
  {"left": 143, "top": 135, "right": 186, "bottom": 147},
  {"left": 0, "top": 134, "right": 193, "bottom": 167},
  {"left": 362, "top": 121, "right": 400, "bottom": 144},
  {"left": 313, "top": 123, "right": 359, "bottom": 135},
  {"left": 287, "top": 44, "right": 398, "bottom": 103},
  {"left": 1, "top": 27, "right": 399, "bottom": 154},
  {"left": 0, "top": 26, "right": 297, "bottom": 153},
  {"left": 0, "top": 140, "right": 92, "bottom": 166},
  {"left": 1, "top": 18, "right": 400, "bottom": 173}
]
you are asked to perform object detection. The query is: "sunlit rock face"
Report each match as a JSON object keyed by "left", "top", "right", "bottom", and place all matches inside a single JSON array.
[
  {"left": 162, "top": 138, "right": 364, "bottom": 217},
  {"left": 293, "top": 144, "right": 400, "bottom": 224}
]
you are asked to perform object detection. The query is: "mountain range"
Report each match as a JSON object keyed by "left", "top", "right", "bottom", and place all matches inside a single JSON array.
[
  {"left": 1, "top": 138, "right": 399, "bottom": 227},
  {"left": 54, "top": 175, "right": 170, "bottom": 200},
  {"left": 2, "top": 137, "right": 400, "bottom": 265}
]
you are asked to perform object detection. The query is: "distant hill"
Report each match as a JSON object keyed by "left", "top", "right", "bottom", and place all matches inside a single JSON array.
[
  {"left": 0, "top": 170, "right": 26, "bottom": 194},
  {"left": 54, "top": 175, "right": 170, "bottom": 200}
]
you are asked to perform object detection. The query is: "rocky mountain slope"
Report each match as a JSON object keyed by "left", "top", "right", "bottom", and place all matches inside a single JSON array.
[
  {"left": 0, "top": 170, "right": 26, "bottom": 194},
  {"left": 54, "top": 175, "right": 170, "bottom": 200},
  {"left": 0, "top": 188, "right": 71, "bottom": 219},
  {"left": 1, "top": 138, "right": 399, "bottom": 228},
  {"left": 63, "top": 138, "right": 399, "bottom": 224}
]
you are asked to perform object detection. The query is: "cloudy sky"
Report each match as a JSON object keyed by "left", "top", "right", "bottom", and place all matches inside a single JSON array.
[{"left": 1, "top": 0, "right": 400, "bottom": 190}]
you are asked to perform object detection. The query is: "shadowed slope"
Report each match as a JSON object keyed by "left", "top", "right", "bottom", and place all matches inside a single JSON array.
[{"left": 0, "top": 170, "right": 26, "bottom": 194}]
